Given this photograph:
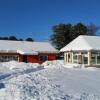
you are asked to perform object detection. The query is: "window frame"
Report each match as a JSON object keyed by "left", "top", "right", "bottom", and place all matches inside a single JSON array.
[{"left": 0, "top": 55, "right": 18, "bottom": 62}]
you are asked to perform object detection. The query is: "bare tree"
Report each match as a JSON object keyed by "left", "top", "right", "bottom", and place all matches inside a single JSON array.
[{"left": 87, "top": 23, "right": 99, "bottom": 35}]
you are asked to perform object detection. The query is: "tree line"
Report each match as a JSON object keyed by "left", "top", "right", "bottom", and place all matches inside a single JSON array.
[
  {"left": 51, "top": 23, "right": 99, "bottom": 50},
  {"left": 0, "top": 36, "right": 34, "bottom": 42},
  {"left": 0, "top": 23, "right": 99, "bottom": 47}
]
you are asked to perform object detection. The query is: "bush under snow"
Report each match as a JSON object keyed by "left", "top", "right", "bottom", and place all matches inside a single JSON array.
[{"left": 42, "top": 60, "right": 64, "bottom": 68}]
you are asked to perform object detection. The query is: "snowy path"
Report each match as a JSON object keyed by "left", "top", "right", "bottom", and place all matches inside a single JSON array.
[{"left": 0, "top": 65, "right": 44, "bottom": 83}]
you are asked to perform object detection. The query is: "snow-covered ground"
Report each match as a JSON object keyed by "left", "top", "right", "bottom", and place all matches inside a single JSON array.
[{"left": 0, "top": 60, "right": 100, "bottom": 100}]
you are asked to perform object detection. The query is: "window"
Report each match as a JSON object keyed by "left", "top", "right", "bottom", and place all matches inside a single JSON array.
[
  {"left": 0, "top": 55, "right": 18, "bottom": 62},
  {"left": 91, "top": 53, "right": 97, "bottom": 65},
  {"left": 83, "top": 56, "right": 88, "bottom": 64},
  {"left": 39, "top": 55, "right": 48, "bottom": 62},
  {"left": 73, "top": 55, "right": 77, "bottom": 63},
  {"left": 97, "top": 56, "right": 100, "bottom": 64},
  {"left": 91, "top": 56, "right": 96, "bottom": 64}
]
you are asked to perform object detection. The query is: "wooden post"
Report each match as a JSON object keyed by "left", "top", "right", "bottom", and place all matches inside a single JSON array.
[
  {"left": 72, "top": 52, "right": 73, "bottom": 64},
  {"left": 77, "top": 54, "right": 79, "bottom": 64},
  {"left": 67, "top": 53, "right": 69, "bottom": 63},
  {"left": 96, "top": 55, "right": 97, "bottom": 64},
  {"left": 77, "top": 52, "right": 82, "bottom": 64},
  {"left": 69, "top": 51, "right": 71, "bottom": 63},
  {"left": 64, "top": 52, "right": 67, "bottom": 64},
  {"left": 88, "top": 51, "right": 91, "bottom": 66},
  {"left": 70, "top": 50, "right": 73, "bottom": 63}
]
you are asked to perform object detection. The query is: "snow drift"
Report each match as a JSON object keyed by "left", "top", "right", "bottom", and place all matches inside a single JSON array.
[{"left": 0, "top": 60, "right": 100, "bottom": 100}]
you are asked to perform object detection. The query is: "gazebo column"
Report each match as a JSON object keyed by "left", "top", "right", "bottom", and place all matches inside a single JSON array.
[
  {"left": 70, "top": 50, "right": 73, "bottom": 64},
  {"left": 72, "top": 52, "right": 73, "bottom": 63},
  {"left": 67, "top": 53, "right": 69, "bottom": 63},
  {"left": 88, "top": 51, "right": 91, "bottom": 66},
  {"left": 64, "top": 52, "right": 67, "bottom": 64},
  {"left": 77, "top": 52, "right": 82, "bottom": 64}
]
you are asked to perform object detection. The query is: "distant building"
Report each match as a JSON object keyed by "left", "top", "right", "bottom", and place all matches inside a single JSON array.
[
  {"left": 60, "top": 35, "right": 100, "bottom": 67},
  {"left": 0, "top": 40, "right": 58, "bottom": 64}
]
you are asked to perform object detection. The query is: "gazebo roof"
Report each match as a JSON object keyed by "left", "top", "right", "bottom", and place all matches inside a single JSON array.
[{"left": 60, "top": 35, "right": 100, "bottom": 52}]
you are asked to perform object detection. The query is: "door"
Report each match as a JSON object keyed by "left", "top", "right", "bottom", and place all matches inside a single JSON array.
[
  {"left": 82, "top": 55, "right": 88, "bottom": 64},
  {"left": 39, "top": 55, "right": 48, "bottom": 62},
  {"left": 22, "top": 55, "right": 27, "bottom": 63}
]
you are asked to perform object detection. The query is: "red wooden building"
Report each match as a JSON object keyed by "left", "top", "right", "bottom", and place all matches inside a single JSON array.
[{"left": 0, "top": 40, "right": 58, "bottom": 64}]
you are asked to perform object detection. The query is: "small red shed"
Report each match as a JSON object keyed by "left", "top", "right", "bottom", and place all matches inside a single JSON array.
[{"left": 0, "top": 40, "right": 58, "bottom": 64}]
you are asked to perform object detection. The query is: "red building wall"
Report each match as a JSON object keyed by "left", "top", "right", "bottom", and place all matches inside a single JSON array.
[
  {"left": 26, "top": 53, "right": 57, "bottom": 64},
  {"left": 18, "top": 54, "right": 23, "bottom": 62},
  {"left": 48, "top": 54, "right": 56, "bottom": 60},
  {"left": 27, "top": 55, "right": 42, "bottom": 64},
  {"left": 0, "top": 53, "right": 57, "bottom": 64}
]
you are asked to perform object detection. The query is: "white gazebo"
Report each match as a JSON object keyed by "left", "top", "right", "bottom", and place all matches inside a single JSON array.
[{"left": 60, "top": 35, "right": 100, "bottom": 67}]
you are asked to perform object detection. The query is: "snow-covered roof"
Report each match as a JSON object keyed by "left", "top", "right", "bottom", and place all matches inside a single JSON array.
[
  {"left": 60, "top": 35, "right": 100, "bottom": 52},
  {"left": 0, "top": 40, "right": 58, "bottom": 55}
]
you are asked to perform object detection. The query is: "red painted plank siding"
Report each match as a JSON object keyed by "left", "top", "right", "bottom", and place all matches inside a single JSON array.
[
  {"left": 27, "top": 53, "right": 56, "bottom": 64},
  {"left": 27, "top": 55, "right": 43, "bottom": 64},
  {"left": 48, "top": 54, "right": 56, "bottom": 60}
]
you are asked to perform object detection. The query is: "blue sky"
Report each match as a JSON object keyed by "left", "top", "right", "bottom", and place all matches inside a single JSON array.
[{"left": 0, "top": 0, "right": 100, "bottom": 41}]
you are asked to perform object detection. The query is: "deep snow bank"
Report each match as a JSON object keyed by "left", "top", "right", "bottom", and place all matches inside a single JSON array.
[
  {"left": 5, "top": 69, "right": 100, "bottom": 100},
  {"left": 42, "top": 60, "right": 64, "bottom": 68},
  {"left": 5, "top": 73, "right": 67, "bottom": 100},
  {"left": 0, "top": 60, "right": 100, "bottom": 100},
  {"left": 1, "top": 61, "right": 41, "bottom": 71},
  {"left": 43, "top": 60, "right": 100, "bottom": 71},
  {"left": 0, "top": 61, "right": 43, "bottom": 87},
  {"left": 42, "top": 60, "right": 86, "bottom": 69}
]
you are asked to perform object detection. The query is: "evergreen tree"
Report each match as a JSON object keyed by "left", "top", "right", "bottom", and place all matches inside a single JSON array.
[
  {"left": 3, "top": 37, "right": 9, "bottom": 40},
  {"left": 26, "top": 38, "right": 34, "bottom": 42},
  {"left": 51, "top": 23, "right": 72, "bottom": 49},
  {"left": 51, "top": 23, "right": 98, "bottom": 50},
  {"left": 70, "top": 23, "right": 87, "bottom": 40},
  {"left": 19, "top": 38, "right": 23, "bottom": 41},
  {"left": 9, "top": 36, "right": 18, "bottom": 41}
]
